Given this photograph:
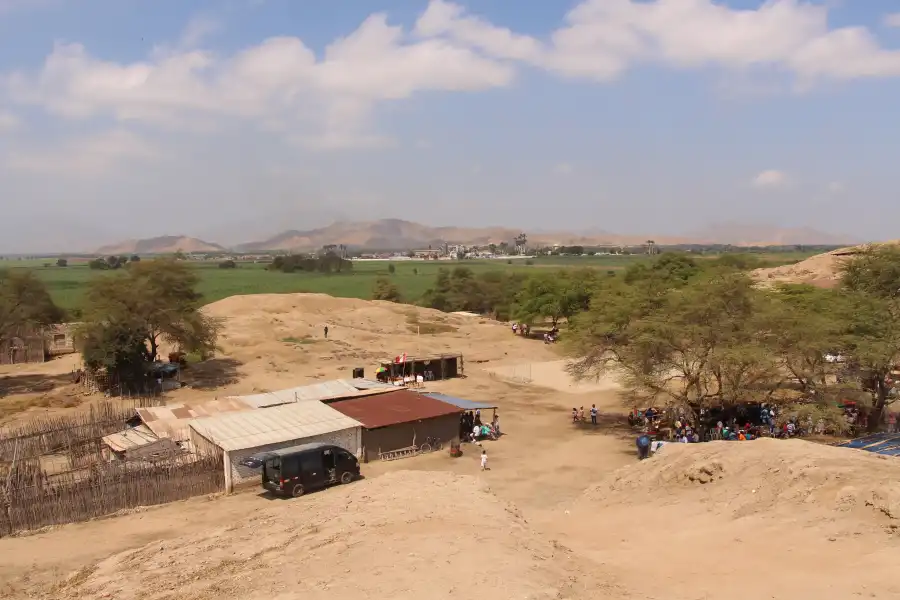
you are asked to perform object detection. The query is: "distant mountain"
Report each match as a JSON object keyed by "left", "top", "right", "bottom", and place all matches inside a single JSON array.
[
  {"left": 237, "top": 219, "right": 691, "bottom": 251},
  {"left": 96, "top": 236, "right": 226, "bottom": 255},
  {"left": 686, "top": 223, "right": 858, "bottom": 247}
]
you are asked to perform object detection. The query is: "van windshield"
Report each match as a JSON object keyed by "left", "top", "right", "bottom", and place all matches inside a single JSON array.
[{"left": 263, "top": 457, "right": 281, "bottom": 482}]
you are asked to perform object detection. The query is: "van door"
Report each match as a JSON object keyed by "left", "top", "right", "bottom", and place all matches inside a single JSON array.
[{"left": 299, "top": 450, "right": 327, "bottom": 490}]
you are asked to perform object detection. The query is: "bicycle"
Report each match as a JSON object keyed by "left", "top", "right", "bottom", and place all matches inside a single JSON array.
[{"left": 418, "top": 436, "right": 442, "bottom": 453}]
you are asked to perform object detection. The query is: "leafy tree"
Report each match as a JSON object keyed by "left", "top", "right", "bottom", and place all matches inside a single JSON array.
[
  {"left": 623, "top": 253, "right": 701, "bottom": 286},
  {"left": 218, "top": 260, "right": 237, "bottom": 269},
  {"left": 0, "top": 270, "right": 64, "bottom": 342},
  {"left": 270, "top": 253, "right": 352, "bottom": 274},
  {"left": 56, "top": 258, "right": 68, "bottom": 267},
  {"left": 78, "top": 259, "right": 220, "bottom": 373},
  {"left": 566, "top": 271, "right": 781, "bottom": 417},
  {"left": 130, "top": 255, "right": 141, "bottom": 263},
  {"left": 88, "top": 258, "right": 108, "bottom": 270},
  {"left": 388, "top": 263, "right": 396, "bottom": 275},
  {"left": 372, "top": 277, "right": 402, "bottom": 302},
  {"left": 513, "top": 270, "right": 596, "bottom": 328}
]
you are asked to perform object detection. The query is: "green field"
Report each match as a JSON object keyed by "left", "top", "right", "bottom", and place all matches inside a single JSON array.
[{"left": 0, "top": 251, "right": 820, "bottom": 313}]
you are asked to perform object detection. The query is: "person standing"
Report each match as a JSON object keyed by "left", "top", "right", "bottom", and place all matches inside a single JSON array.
[
  {"left": 590, "top": 404, "right": 598, "bottom": 426},
  {"left": 324, "top": 325, "right": 329, "bottom": 339},
  {"left": 480, "top": 449, "right": 488, "bottom": 471}
]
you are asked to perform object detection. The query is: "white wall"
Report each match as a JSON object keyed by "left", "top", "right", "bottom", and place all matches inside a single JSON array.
[{"left": 225, "top": 426, "right": 361, "bottom": 490}]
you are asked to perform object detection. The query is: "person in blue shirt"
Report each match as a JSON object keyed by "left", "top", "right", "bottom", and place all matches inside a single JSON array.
[{"left": 636, "top": 434, "right": 651, "bottom": 460}]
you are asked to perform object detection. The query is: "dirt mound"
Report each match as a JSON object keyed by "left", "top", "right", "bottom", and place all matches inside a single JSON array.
[
  {"left": 752, "top": 241, "right": 900, "bottom": 288},
  {"left": 582, "top": 439, "right": 900, "bottom": 527},
  {"left": 48, "top": 471, "right": 614, "bottom": 600}
]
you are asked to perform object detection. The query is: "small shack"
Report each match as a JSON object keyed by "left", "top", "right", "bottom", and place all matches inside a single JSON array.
[
  {"left": 329, "top": 390, "right": 463, "bottom": 462},
  {"left": 101, "top": 424, "right": 181, "bottom": 461},
  {"left": 189, "top": 402, "right": 363, "bottom": 493},
  {"left": 378, "top": 354, "right": 464, "bottom": 382}
]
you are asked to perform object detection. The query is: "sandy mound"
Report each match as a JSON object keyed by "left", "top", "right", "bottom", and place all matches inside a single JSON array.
[
  {"left": 752, "top": 241, "right": 900, "bottom": 288},
  {"left": 581, "top": 439, "right": 900, "bottom": 526},
  {"left": 49, "top": 471, "right": 614, "bottom": 600},
  {"left": 548, "top": 439, "right": 900, "bottom": 599}
]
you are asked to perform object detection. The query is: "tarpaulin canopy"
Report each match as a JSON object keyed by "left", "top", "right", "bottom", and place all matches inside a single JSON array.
[{"left": 838, "top": 433, "right": 900, "bottom": 457}]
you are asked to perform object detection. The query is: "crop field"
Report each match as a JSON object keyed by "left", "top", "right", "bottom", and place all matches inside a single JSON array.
[{"left": 0, "top": 251, "right": 818, "bottom": 313}]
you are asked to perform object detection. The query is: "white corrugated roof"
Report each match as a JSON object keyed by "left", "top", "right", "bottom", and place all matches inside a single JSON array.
[
  {"left": 102, "top": 424, "right": 158, "bottom": 452},
  {"left": 232, "top": 379, "right": 363, "bottom": 408},
  {"left": 188, "top": 402, "right": 362, "bottom": 452},
  {"left": 137, "top": 397, "right": 254, "bottom": 441}
]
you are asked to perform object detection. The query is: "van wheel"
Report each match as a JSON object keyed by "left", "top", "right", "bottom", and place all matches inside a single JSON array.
[
  {"left": 290, "top": 484, "right": 305, "bottom": 497},
  {"left": 340, "top": 471, "right": 354, "bottom": 485}
]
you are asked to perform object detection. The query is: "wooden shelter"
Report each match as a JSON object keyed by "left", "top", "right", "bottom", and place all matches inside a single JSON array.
[{"left": 378, "top": 353, "right": 464, "bottom": 382}]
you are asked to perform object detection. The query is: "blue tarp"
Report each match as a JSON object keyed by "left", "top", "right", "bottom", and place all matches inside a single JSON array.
[
  {"left": 423, "top": 392, "right": 496, "bottom": 411},
  {"left": 838, "top": 433, "right": 900, "bottom": 457}
]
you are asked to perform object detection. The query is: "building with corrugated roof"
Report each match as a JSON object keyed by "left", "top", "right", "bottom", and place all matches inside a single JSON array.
[
  {"left": 329, "top": 390, "right": 463, "bottom": 462},
  {"left": 188, "top": 402, "right": 363, "bottom": 492},
  {"left": 224, "top": 378, "right": 395, "bottom": 409},
  {"left": 136, "top": 397, "right": 254, "bottom": 442}
]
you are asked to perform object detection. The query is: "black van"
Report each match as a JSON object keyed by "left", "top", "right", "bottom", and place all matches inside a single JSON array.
[{"left": 240, "top": 442, "right": 360, "bottom": 498}]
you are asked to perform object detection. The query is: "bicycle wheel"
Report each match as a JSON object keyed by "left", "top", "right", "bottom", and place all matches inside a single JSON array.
[{"left": 419, "top": 442, "right": 432, "bottom": 453}]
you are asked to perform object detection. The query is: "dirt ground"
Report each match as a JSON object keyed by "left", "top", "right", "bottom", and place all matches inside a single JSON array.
[{"left": 1, "top": 293, "right": 899, "bottom": 599}]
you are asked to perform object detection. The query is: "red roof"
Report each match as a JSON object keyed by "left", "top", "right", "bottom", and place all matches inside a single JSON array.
[{"left": 329, "top": 390, "right": 463, "bottom": 429}]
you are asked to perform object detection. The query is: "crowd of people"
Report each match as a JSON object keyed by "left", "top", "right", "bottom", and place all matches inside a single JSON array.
[{"left": 460, "top": 409, "right": 500, "bottom": 442}]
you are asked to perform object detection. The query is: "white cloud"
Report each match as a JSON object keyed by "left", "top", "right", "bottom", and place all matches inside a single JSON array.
[
  {"left": 4, "top": 12, "right": 513, "bottom": 148},
  {"left": 884, "top": 13, "right": 900, "bottom": 28},
  {"left": 0, "top": 109, "right": 19, "bottom": 131},
  {"left": 752, "top": 169, "right": 788, "bottom": 188},
  {"left": 553, "top": 162, "right": 574, "bottom": 175},
  {"left": 3, "top": 129, "right": 158, "bottom": 177},
  {"left": 4, "top": 1, "right": 900, "bottom": 153},
  {"left": 416, "top": 0, "right": 900, "bottom": 83}
]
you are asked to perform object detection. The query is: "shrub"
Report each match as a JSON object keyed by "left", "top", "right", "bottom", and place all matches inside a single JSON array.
[{"left": 218, "top": 260, "right": 237, "bottom": 269}]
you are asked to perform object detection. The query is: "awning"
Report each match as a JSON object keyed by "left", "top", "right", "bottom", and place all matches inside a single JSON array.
[{"left": 423, "top": 392, "right": 496, "bottom": 411}]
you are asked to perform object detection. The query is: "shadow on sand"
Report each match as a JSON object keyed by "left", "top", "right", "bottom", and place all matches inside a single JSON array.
[{"left": 182, "top": 358, "right": 243, "bottom": 390}]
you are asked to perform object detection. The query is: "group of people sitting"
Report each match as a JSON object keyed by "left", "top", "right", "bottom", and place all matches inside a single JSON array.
[{"left": 460, "top": 409, "right": 500, "bottom": 442}]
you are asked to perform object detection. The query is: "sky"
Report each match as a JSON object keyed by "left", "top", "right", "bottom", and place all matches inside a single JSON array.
[{"left": 1, "top": 0, "right": 900, "bottom": 252}]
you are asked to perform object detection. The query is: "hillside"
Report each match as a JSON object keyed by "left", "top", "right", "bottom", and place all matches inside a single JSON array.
[
  {"left": 96, "top": 236, "right": 226, "bottom": 255},
  {"left": 751, "top": 241, "right": 896, "bottom": 287}
]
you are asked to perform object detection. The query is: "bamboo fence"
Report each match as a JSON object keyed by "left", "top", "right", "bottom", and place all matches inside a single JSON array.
[{"left": 0, "top": 453, "right": 224, "bottom": 536}]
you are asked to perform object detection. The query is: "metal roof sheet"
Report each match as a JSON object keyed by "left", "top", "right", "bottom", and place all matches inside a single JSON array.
[
  {"left": 350, "top": 378, "right": 396, "bottom": 390},
  {"left": 137, "top": 398, "right": 254, "bottom": 441},
  {"left": 329, "top": 390, "right": 463, "bottom": 430},
  {"left": 231, "top": 379, "right": 363, "bottom": 408},
  {"left": 189, "top": 402, "right": 363, "bottom": 452},
  {"left": 102, "top": 424, "right": 158, "bottom": 452},
  {"left": 422, "top": 392, "right": 496, "bottom": 411}
]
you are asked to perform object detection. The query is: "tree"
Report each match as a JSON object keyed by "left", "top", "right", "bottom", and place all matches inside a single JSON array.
[
  {"left": 0, "top": 270, "right": 63, "bottom": 343},
  {"left": 566, "top": 271, "right": 781, "bottom": 417},
  {"left": 56, "top": 258, "right": 68, "bottom": 267},
  {"left": 623, "top": 253, "right": 701, "bottom": 286},
  {"left": 79, "top": 259, "right": 220, "bottom": 373},
  {"left": 388, "top": 263, "right": 396, "bottom": 275},
  {"left": 130, "top": 255, "right": 141, "bottom": 263},
  {"left": 218, "top": 260, "right": 237, "bottom": 269},
  {"left": 372, "top": 277, "right": 402, "bottom": 302},
  {"left": 513, "top": 270, "right": 596, "bottom": 328}
]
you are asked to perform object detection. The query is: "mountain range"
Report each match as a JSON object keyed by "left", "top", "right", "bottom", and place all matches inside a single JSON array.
[{"left": 93, "top": 219, "right": 858, "bottom": 254}]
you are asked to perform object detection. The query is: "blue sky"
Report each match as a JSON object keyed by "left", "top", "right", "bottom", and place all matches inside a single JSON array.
[{"left": 1, "top": 0, "right": 900, "bottom": 252}]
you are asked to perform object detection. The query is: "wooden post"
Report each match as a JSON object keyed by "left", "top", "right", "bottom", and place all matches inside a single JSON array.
[{"left": 223, "top": 451, "right": 233, "bottom": 494}]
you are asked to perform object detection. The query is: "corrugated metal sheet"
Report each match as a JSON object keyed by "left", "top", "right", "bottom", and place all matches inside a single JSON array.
[
  {"left": 231, "top": 379, "right": 363, "bottom": 408},
  {"left": 422, "top": 392, "right": 496, "bottom": 411},
  {"left": 350, "top": 378, "right": 396, "bottom": 390},
  {"left": 330, "top": 390, "right": 464, "bottom": 430},
  {"left": 838, "top": 433, "right": 900, "bottom": 456},
  {"left": 102, "top": 424, "right": 158, "bottom": 452},
  {"left": 137, "top": 398, "right": 254, "bottom": 441},
  {"left": 189, "top": 402, "right": 363, "bottom": 452}
]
